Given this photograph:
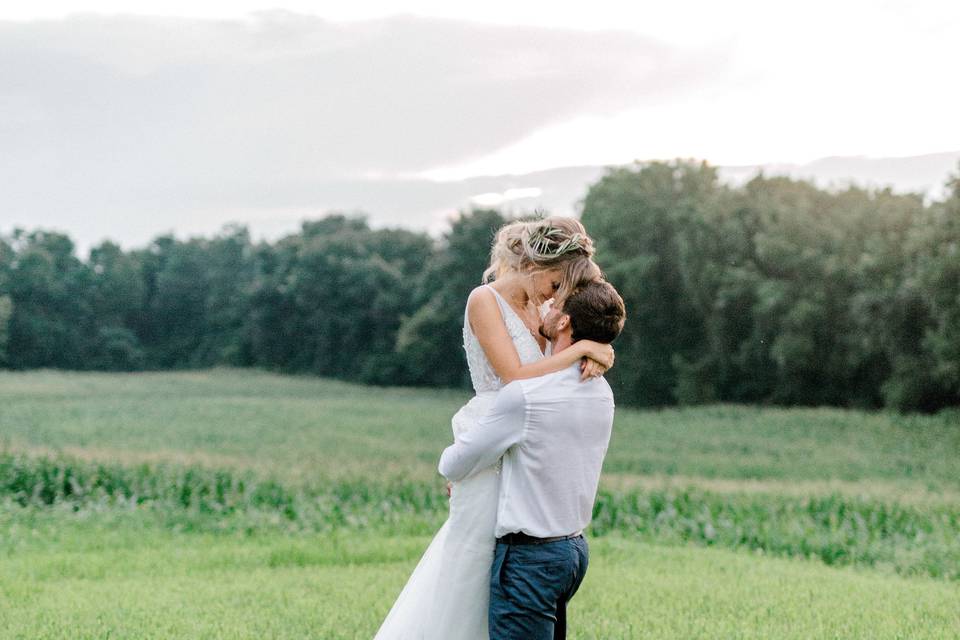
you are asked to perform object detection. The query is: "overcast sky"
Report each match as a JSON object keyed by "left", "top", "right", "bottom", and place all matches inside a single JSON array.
[{"left": 2, "top": 1, "right": 959, "bottom": 254}]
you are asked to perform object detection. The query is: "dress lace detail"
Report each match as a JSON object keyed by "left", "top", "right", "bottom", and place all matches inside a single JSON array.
[{"left": 463, "top": 285, "right": 544, "bottom": 394}]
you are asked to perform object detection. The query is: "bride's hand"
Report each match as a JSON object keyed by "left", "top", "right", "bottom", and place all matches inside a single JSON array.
[
  {"left": 579, "top": 358, "right": 609, "bottom": 381},
  {"left": 577, "top": 340, "right": 614, "bottom": 367},
  {"left": 576, "top": 340, "right": 614, "bottom": 381}
]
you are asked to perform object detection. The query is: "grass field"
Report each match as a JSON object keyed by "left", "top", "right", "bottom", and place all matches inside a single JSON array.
[
  {"left": 3, "top": 515, "right": 958, "bottom": 639},
  {"left": 2, "top": 368, "right": 959, "bottom": 638}
]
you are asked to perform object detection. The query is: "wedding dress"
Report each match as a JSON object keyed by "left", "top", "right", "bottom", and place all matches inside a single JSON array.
[{"left": 374, "top": 285, "right": 545, "bottom": 639}]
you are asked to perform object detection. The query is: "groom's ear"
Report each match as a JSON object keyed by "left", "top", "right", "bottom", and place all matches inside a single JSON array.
[{"left": 557, "top": 313, "right": 572, "bottom": 332}]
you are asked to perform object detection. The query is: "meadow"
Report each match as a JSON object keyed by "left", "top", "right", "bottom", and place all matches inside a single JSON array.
[{"left": 1, "top": 368, "right": 959, "bottom": 638}]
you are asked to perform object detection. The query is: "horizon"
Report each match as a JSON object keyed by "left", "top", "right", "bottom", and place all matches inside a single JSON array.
[{"left": 5, "top": 151, "right": 959, "bottom": 260}]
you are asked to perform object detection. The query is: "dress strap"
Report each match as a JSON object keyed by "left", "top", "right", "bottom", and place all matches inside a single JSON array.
[
  {"left": 485, "top": 285, "right": 519, "bottom": 323},
  {"left": 485, "top": 285, "right": 544, "bottom": 355}
]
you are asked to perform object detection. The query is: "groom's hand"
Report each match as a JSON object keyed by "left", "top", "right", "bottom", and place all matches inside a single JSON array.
[{"left": 446, "top": 481, "right": 452, "bottom": 498}]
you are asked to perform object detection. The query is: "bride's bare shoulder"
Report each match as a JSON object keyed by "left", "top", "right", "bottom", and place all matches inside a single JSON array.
[
  {"left": 466, "top": 285, "right": 497, "bottom": 310},
  {"left": 465, "top": 285, "right": 503, "bottom": 334}
]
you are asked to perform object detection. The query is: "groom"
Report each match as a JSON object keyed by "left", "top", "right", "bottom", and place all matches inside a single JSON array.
[{"left": 439, "top": 279, "right": 626, "bottom": 640}]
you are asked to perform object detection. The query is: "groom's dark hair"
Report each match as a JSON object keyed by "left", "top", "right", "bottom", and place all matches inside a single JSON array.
[{"left": 562, "top": 280, "right": 625, "bottom": 344}]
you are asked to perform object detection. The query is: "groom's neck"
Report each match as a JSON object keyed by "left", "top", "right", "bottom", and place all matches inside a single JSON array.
[{"left": 552, "top": 334, "right": 574, "bottom": 354}]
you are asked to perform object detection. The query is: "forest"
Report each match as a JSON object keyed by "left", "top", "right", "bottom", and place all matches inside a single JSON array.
[{"left": 1, "top": 160, "right": 958, "bottom": 412}]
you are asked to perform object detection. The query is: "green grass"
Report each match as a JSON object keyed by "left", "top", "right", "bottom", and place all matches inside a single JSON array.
[
  {"left": 1, "top": 368, "right": 959, "bottom": 638},
  {"left": 2, "top": 368, "right": 958, "bottom": 492},
  {"left": 0, "top": 368, "right": 470, "bottom": 482},
  {"left": 1, "top": 509, "right": 957, "bottom": 639},
  {"left": 3, "top": 453, "right": 959, "bottom": 578}
]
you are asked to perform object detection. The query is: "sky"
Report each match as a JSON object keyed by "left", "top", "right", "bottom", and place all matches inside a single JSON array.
[{"left": 2, "top": 1, "right": 959, "bottom": 253}]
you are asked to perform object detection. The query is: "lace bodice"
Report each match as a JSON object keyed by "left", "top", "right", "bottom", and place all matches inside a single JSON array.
[{"left": 463, "top": 285, "right": 544, "bottom": 393}]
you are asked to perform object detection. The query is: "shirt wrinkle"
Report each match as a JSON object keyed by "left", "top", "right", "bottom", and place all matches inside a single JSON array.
[{"left": 439, "top": 361, "right": 614, "bottom": 540}]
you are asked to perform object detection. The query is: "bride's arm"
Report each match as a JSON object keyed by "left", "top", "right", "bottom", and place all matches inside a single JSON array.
[{"left": 467, "top": 287, "right": 614, "bottom": 383}]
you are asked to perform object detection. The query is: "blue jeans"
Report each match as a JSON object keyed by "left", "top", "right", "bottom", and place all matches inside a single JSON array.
[{"left": 488, "top": 536, "right": 589, "bottom": 640}]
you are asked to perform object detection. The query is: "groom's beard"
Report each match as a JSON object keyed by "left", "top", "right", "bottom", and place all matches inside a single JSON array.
[{"left": 538, "top": 323, "right": 551, "bottom": 340}]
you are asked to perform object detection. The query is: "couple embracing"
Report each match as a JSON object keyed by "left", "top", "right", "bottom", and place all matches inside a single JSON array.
[{"left": 375, "top": 217, "right": 626, "bottom": 640}]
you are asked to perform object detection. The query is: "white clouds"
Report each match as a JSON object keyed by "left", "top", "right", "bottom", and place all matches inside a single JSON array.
[
  {"left": 424, "top": 0, "right": 960, "bottom": 172},
  {"left": 0, "top": 3, "right": 958, "bottom": 252},
  {"left": 469, "top": 187, "right": 541, "bottom": 207},
  {"left": 0, "top": 13, "right": 715, "bottom": 178},
  {"left": 0, "top": 13, "right": 720, "bottom": 250}
]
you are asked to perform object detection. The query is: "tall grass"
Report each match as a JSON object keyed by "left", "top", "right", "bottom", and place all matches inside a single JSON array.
[
  {"left": 3, "top": 452, "right": 958, "bottom": 579},
  {"left": 0, "top": 452, "right": 447, "bottom": 534},
  {"left": 591, "top": 487, "right": 960, "bottom": 579},
  {"left": 3, "top": 369, "right": 959, "bottom": 490}
]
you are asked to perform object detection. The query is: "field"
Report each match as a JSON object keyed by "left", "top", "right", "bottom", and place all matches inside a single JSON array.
[{"left": 1, "top": 369, "right": 959, "bottom": 638}]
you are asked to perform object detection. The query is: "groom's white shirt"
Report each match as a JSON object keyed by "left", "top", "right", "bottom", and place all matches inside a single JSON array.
[{"left": 438, "top": 362, "right": 614, "bottom": 539}]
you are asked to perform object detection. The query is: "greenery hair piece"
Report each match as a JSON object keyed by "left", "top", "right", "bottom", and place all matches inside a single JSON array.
[{"left": 527, "top": 227, "right": 587, "bottom": 259}]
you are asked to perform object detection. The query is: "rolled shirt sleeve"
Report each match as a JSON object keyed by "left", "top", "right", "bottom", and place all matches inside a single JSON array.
[{"left": 438, "top": 382, "right": 527, "bottom": 482}]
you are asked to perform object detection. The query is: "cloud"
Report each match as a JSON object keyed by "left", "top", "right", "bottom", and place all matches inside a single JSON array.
[{"left": 0, "top": 12, "right": 726, "bottom": 252}]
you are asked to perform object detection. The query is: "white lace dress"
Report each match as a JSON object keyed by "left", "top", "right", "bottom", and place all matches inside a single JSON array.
[{"left": 374, "top": 286, "right": 544, "bottom": 640}]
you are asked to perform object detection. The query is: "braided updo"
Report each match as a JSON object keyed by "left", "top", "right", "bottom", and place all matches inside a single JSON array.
[{"left": 482, "top": 216, "right": 599, "bottom": 303}]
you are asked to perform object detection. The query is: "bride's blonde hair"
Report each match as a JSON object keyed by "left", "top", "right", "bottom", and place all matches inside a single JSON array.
[
  {"left": 557, "top": 255, "right": 603, "bottom": 304},
  {"left": 482, "top": 216, "right": 599, "bottom": 302}
]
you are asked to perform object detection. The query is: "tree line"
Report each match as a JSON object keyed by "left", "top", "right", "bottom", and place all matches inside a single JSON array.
[{"left": 1, "top": 161, "right": 957, "bottom": 412}]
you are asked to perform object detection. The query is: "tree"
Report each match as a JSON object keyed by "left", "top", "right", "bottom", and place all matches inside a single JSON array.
[
  {"left": 248, "top": 214, "right": 432, "bottom": 383},
  {"left": 4, "top": 229, "right": 95, "bottom": 369},
  {"left": 0, "top": 235, "right": 12, "bottom": 366},
  {"left": 0, "top": 166, "right": 957, "bottom": 413},
  {"left": 394, "top": 209, "right": 506, "bottom": 387},
  {"left": 0, "top": 295, "right": 11, "bottom": 366},
  {"left": 86, "top": 240, "right": 148, "bottom": 370},
  {"left": 192, "top": 225, "right": 256, "bottom": 366},
  {"left": 580, "top": 161, "right": 718, "bottom": 406},
  {"left": 886, "top": 169, "right": 960, "bottom": 411},
  {"left": 140, "top": 237, "right": 212, "bottom": 367}
]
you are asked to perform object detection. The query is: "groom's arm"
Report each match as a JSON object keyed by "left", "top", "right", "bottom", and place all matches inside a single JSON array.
[{"left": 438, "top": 382, "right": 526, "bottom": 482}]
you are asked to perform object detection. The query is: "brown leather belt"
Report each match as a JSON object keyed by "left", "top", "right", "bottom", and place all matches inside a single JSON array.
[{"left": 496, "top": 532, "right": 582, "bottom": 545}]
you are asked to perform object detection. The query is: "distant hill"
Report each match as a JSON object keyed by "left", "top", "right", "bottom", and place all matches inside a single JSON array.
[
  {"left": 329, "top": 151, "right": 960, "bottom": 232},
  {"left": 717, "top": 151, "right": 960, "bottom": 200}
]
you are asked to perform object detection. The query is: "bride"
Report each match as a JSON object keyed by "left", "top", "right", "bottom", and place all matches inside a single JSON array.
[{"left": 374, "top": 216, "right": 614, "bottom": 639}]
